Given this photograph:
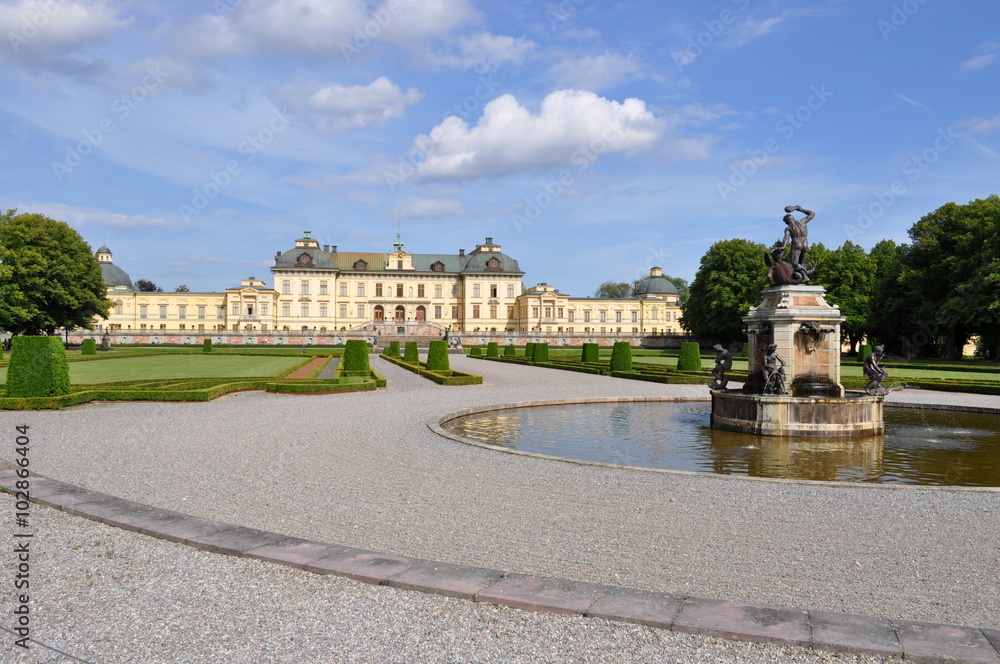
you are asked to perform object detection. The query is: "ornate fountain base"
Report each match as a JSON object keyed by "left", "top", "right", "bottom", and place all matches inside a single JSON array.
[
  {"left": 710, "top": 390, "right": 884, "bottom": 437},
  {"left": 710, "top": 283, "right": 884, "bottom": 437}
]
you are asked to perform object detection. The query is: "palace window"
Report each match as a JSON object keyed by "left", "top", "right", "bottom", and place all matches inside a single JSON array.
[
  {"left": 357, "top": 283, "right": 365, "bottom": 297},
  {"left": 178, "top": 306, "right": 186, "bottom": 319},
  {"left": 472, "top": 305, "right": 480, "bottom": 318},
  {"left": 319, "top": 303, "right": 327, "bottom": 317},
  {"left": 631, "top": 311, "right": 638, "bottom": 323},
  {"left": 198, "top": 305, "right": 206, "bottom": 319},
  {"left": 339, "top": 304, "right": 347, "bottom": 318},
  {"left": 301, "top": 280, "right": 309, "bottom": 295},
  {"left": 357, "top": 304, "right": 365, "bottom": 318},
  {"left": 615, "top": 311, "right": 622, "bottom": 323},
  {"left": 568, "top": 310, "right": 575, "bottom": 323},
  {"left": 261, "top": 304, "right": 268, "bottom": 316},
  {"left": 434, "top": 284, "right": 442, "bottom": 298},
  {"left": 532, "top": 307, "right": 539, "bottom": 317},
  {"left": 139, "top": 305, "right": 148, "bottom": 319},
  {"left": 452, "top": 285, "right": 459, "bottom": 297},
  {"left": 115, "top": 301, "right": 123, "bottom": 315},
  {"left": 320, "top": 281, "right": 328, "bottom": 295},
  {"left": 490, "top": 305, "right": 497, "bottom": 318},
  {"left": 584, "top": 311, "right": 591, "bottom": 323},
  {"left": 282, "top": 280, "right": 290, "bottom": 295},
  {"left": 507, "top": 305, "right": 514, "bottom": 318},
  {"left": 232, "top": 303, "right": 239, "bottom": 315},
  {"left": 376, "top": 283, "right": 383, "bottom": 297},
  {"left": 544, "top": 307, "right": 552, "bottom": 318},
  {"left": 160, "top": 305, "right": 168, "bottom": 319},
  {"left": 340, "top": 283, "right": 348, "bottom": 296},
  {"left": 396, "top": 283, "right": 404, "bottom": 297},
  {"left": 472, "top": 284, "right": 481, "bottom": 297},
  {"left": 451, "top": 305, "right": 459, "bottom": 319},
  {"left": 217, "top": 306, "right": 225, "bottom": 319},
  {"left": 507, "top": 284, "right": 515, "bottom": 298},
  {"left": 434, "top": 305, "right": 442, "bottom": 318},
  {"left": 417, "top": 284, "right": 425, "bottom": 297},
  {"left": 300, "top": 304, "right": 309, "bottom": 317},
  {"left": 490, "top": 285, "right": 497, "bottom": 297},
  {"left": 282, "top": 303, "right": 290, "bottom": 317}
]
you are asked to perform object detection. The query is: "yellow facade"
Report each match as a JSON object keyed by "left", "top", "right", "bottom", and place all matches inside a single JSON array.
[{"left": 92, "top": 234, "right": 683, "bottom": 340}]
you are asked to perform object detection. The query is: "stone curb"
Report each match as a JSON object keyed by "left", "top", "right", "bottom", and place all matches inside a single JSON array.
[{"left": 2, "top": 467, "right": 998, "bottom": 663}]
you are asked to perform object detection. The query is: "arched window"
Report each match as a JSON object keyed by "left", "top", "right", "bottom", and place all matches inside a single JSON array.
[{"left": 415, "top": 305, "right": 426, "bottom": 321}]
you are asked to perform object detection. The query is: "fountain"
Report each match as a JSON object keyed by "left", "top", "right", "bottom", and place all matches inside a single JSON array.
[{"left": 710, "top": 205, "right": 884, "bottom": 437}]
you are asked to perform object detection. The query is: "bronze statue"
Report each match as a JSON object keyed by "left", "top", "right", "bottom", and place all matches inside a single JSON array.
[
  {"left": 762, "top": 343, "right": 787, "bottom": 395},
  {"left": 863, "top": 345, "right": 888, "bottom": 396},
  {"left": 764, "top": 205, "right": 815, "bottom": 285},
  {"left": 710, "top": 344, "right": 733, "bottom": 390}
]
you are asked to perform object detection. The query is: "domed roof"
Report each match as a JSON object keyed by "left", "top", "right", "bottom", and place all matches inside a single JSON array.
[
  {"left": 461, "top": 251, "right": 522, "bottom": 274},
  {"left": 633, "top": 269, "right": 678, "bottom": 297},
  {"left": 274, "top": 246, "right": 336, "bottom": 269},
  {"left": 96, "top": 245, "right": 112, "bottom": 254},
  {"left": 101, "top": 262, "right": 134, "bottom": 289}
]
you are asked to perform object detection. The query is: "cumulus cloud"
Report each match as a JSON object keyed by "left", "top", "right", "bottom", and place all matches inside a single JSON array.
[
  {"left": 0, "top": 0, "right": 129, "bottom": 66},
  {"left": 20, "top": 202, "right": 181, "bottom": 231},
  {"left": 280, "top": 77, "right": 421, "bottom": 133},
  {"left": 408, "top": 89, "right": 663, "bottom": 182},
  {"left": 547, "top": 52, "right": 644, "bottom": 91},
  {"left": 429, "top": 32, "right": 535, "bottom": 70}
]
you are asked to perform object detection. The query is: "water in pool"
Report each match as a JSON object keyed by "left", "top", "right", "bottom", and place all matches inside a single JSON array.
[{"left": 443, "top": 402, "right": 1000, "bottom": 486}]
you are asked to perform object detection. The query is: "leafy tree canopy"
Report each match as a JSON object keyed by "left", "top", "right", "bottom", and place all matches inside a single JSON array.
[
  {"left": 594, "top": 281, "right": 632, "bottom": 298},
  {"left": 136, "top": 279, "right": 163, "bottom": 292},
  {"left": 174, "top": 284, "right": 190, "bottom": 292},
  {"left": 0, "top": 210, "right": 111, "bottom": 335},
  {"left": 682, "top": 238, "right": 767, "bottom": 344},
  {"left": 811, "top": 240, "right": 875, "bottom": 353}
]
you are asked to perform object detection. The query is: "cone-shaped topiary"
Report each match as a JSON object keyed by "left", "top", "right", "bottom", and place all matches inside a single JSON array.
[
  {"left": 610, "top": 341, "right": 633, "bottom": 371},
  {"left": 81, "top": 338, "right": 97, "bottom": 355},
  {"left": 426, "top": 340, "right": 450, "bottom": 371},
  {"left": 503, "top": 344, "right": 516, "bottom": 356},
  {"left": 581, "top": 343, "right": 599, "bottom": 363},
  {"left": 531, "top": 342, "right": 549, "bottom": 362},
  {"left": 343, "top": 339, "right": 371, "bottom": 371},
  {"left": 403, "top": 341, "right": 419, "bottom": 363},
  {"left": 469, "top": 346, "right": 482, "bottom": 357},
  {"left": 386, "top": 340, "right": 401, "bottom": 358},
  {"left": 677, "top": 342, "right": 702, "bottom": 371},
  {"left": 486, "top": 341, "right": 499, "bottom": 358},
  {"left": 859, "top": 344, "right": 873, "bottom": 364},
  {"left": 524, "top": 342, "right": 535, "bottom": 358},
  {"left": 5, "top": 336, "right": 70, "bottom": 397},
  {"left": 203, "top": 338, "right": 212, "bottom": 353}
]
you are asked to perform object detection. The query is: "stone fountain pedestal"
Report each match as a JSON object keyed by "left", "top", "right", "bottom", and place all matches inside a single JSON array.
[{"left": 711, "top": 284, "right": 884, "bottom": 437}]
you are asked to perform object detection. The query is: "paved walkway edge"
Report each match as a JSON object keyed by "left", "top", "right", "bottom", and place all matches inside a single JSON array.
[{"left": 3, "top": 467, "right": 998, "bottom": 664}]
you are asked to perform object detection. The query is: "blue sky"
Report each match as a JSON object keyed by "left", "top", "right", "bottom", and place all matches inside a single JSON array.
[{"left": 1, "top": 0, "right": 997, "bottom": 295}]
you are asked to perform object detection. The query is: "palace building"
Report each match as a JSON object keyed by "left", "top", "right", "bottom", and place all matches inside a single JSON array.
[{"left": 90, "top": 233, "right": 683, "bottom": 345}]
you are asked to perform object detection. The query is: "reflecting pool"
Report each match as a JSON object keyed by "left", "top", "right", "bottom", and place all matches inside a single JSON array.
[{"left": 443, "top": 402, "right": 1000, "bottom": 486}]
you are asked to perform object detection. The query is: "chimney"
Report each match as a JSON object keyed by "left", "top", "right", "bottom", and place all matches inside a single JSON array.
[
  {"left": 459, "top": 249, "right": 465, "bottom": 257},
  {"left": 651, "top": 267, "right": 663, "bottom": 277},
  {"left": 330, "top": 245, "right": 337, "bottom": 253},
  {"left": 485, "top": 237, "right": 493, "bottom": 245},
  {"left": 323, "top": 245, "right": 329, "bottom": 252},
  {"left": 275, "top": 251, "right": 281, "bottom": 259}
]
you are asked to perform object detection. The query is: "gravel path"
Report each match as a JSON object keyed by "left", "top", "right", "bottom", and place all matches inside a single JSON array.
[{"left": 1, "top": 355, "right": 998, "bottom": 661}]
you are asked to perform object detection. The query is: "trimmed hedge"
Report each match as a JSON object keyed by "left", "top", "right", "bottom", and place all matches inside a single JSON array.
[
  {"left": 81, "top": 338, "right": 97, "bottom": 355},
  {"left": 524, "top": 342, "right": 536, "bottom": 358},
  {"left": 380, "top": 353, "right": 483, "bottom": 385},
  {"left": 426, "top": 340, "right": 450, "bottom": 371},
  {"left": 403, "top": 341, "right": 419, "bottom": 363},
  {"left": 531, "top": 342, "right": 549, "bottom": 363},
  {"left": 386, "top": 340, "right": 401, "bottom": 358},
  {"left": 6, "top": 336, "right": 70, "bottom": 398},
  {"left": 469, "top": 346, "right": 482, "bottom": 357},
  {"left": 503, "top": 344, "right": 516, "bottom": 357},
  {"left": 486, "top": 342, "right": 499, "bottom": 358},
  {"left": 677, "top": 342, "right": 702, "bottom": 371},
  {"left": 203, "top": 339, "right": 212, "bottom": 353},
  {"left": 859, "top": 344, "right": 873, "bottom": 364},
  {"left": 610, "top": 341, "right": 633, "bottom": 371},
  {"left": 581, "top": 343, "right": 599, "bottom": 363},
  {"left": 342, "top": 339, "right": 370, "bottom": 371}
]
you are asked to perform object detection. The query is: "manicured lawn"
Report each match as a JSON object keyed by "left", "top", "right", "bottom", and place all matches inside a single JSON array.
[{"left": 0, "top": 354, "right": 305, "bottom": 384}]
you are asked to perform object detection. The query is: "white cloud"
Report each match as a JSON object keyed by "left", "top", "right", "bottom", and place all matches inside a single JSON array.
[
  {"left": 547, "top": 52, "right": 644, "bottom": 91},
  {"left": 15, "top": 202, "right": 181, "bottom": 231},
  {"left": 408, "top": 89, "right": 663, "bottom": 182},
  {"left": 0, "top": 0, "right": 128, "bottom": 66},
  {"left": 956, "top": 115, "right": 1000, "bottom": 134},
  {"left": 182, "top": 0, "right": 480, "bottom": 59},
  {"left": 401, "top": 197, "right": 466, "bottom": 219},
  {"left": 430, "top": 32, "right": 535, "bottom": 70},
  {"left": 960, "top": 42, "right": 1000, "bottom": 71},
  {"left": 281, "top": 77, "right": 421, "bottom": 133}
]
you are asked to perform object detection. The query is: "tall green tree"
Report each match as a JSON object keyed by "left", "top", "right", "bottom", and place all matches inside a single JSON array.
[
  {"left": 811, "top": 241, "right": 875, "bottom": 354},
  {"left": 594, "top": 281, "right": 632, "bottom": 298},
  {"left": 682, "top": 238, "right": 768, "bottom": 344},
  {"left": 0, "top": 210, "right": 110, "bottom": 335},
  {"left": 868, "top": 239, "right": 911, "bottom": 355},
  {"left": 136, "top": 279, "right": 162, "bottom": 292},
  {"left": 903, "top": 196, "right": 1000, "bottom": 359},
  {"left": 174, "top": 284, "right": 190, "bottom": 292}
]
